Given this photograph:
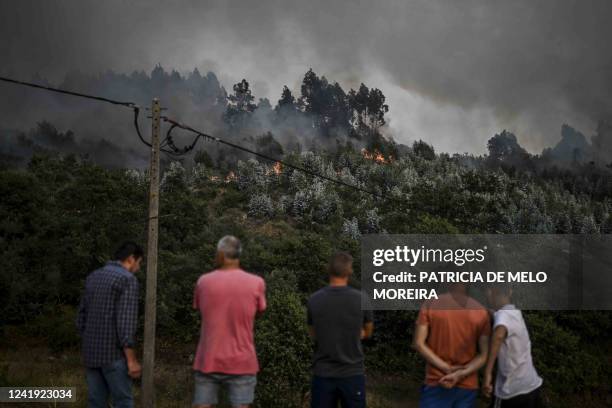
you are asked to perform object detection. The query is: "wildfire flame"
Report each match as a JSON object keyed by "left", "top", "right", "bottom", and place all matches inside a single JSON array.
[
  {"left": 265, "top": 162, "right": 283, "bottom": 176},
  {"left": 273, "top": 162, "right": 282, "bottom": 175},
  {"left": 225, "top": 171, "right": 237, "bottom": 183},
  {"left": 361, "top": 148, "right": 391, "bottom": 164}
]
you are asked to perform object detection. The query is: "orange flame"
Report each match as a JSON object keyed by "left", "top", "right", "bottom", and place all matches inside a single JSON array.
[
  {"left": 273, "top": 162, "right": 282, "bottom": 175},
  {"left": 265, "top": 162, "right": 283, "bottom": 176},
  {"left": 361, "top": 148, "right": 391, "bottom": 164},
  {"left": 225, "top": 171, "right": 237, "bottom": 183}
]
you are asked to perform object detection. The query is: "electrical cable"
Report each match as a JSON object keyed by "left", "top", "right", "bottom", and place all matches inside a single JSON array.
[
  {"left": 161, "top": 116, "right": 387, "bottom": 200},
  {"left": 0, "top": 75, "right": 393, "bottom": 201},
  {"left": 0, "top": 75, "right": 181, "bottom": 154},
  {"left": 0, "top": 75, "right": 137, "bottom": 108}
]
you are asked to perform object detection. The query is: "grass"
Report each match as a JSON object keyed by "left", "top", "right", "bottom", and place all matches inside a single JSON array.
[{"left": 0, "top": 341, "right": 428, "bottom": 407}]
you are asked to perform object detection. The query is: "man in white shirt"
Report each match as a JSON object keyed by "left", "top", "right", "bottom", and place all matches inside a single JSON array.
[{"left": 483, "top": 284, "right": 543, "bottom": 408}]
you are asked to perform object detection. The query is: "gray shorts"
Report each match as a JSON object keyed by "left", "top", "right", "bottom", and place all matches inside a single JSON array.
[{"left": 193, "top": 372, "right": 257, "bottom": 407}]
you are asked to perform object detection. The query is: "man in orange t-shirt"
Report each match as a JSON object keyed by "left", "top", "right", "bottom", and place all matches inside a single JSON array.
[{"left": 412, "top": 283, "right": 490, "bottom": 408}]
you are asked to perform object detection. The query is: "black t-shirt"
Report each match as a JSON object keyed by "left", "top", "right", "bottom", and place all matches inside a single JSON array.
[{"left": 307, "top": 285, "right": 374, "bottom": 377}]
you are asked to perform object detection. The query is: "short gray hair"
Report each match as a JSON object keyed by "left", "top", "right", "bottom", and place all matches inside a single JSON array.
[{"left": 217, "top": 235, "right": 242, "bottom": 259}]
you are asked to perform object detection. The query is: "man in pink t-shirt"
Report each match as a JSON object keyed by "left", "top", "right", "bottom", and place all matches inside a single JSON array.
[{"left": 192, "top": 235, "right": 266, "bottom": 408}]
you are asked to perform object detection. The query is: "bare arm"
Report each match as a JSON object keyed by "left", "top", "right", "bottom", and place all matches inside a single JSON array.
[
  {"left": 257, "top": 280, "right": 267, "bottom": 319},
  {"left": 123, "top": 347, "right": 138, "bottom": 364},
  {"left": 361, "top": 322, "right": 374, "bottom": 339},
  {"left": 123, "top": 347, "right": 142, "bottom": 379},
  {"left": 412, "top": 324, "right": 455, "bottom": 374},
  {"left": 485, "top": 325, "right": 507, "bottom": 376},
  {"left": 439, "top": 334, "right": 490, "bottom": 388},
  {"left": 462, "top": 334, "right": 489, "bottom": 376},
  {"left": 483, "top": 325, "right": 507, "bottom": 397}
]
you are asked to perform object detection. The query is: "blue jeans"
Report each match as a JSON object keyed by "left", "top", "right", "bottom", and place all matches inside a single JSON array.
[
  {"left": 419, "top": 385, "right": 477, "bottom": 408},
  {"left": 86, "top": 358, "right": 133, "bottom": 408},
  {"left": 193, "top": 372, "right": 257, "bottom": 407},
  {"left": 311, "top": 375, "right": 366, "bottom": 408}
]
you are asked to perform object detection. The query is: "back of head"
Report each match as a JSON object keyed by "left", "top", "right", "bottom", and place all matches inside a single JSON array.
[
  {"left": 486, "top": 281, "right": 513, "bottom": 309},
  {"left": 438, "top": 262, "right": 470, "bottom": 297},
  {"left": 487, "top": 281, "right": 513, "bottom": 297},
  {"left": 217, "top": 235, "right": 242, "bottom": 260},
  {"left": 113, "top": 241, "right": 144, "bottom": 262},
  {"left": 328, "top": 251, "right": 353, "bottom": 278}
]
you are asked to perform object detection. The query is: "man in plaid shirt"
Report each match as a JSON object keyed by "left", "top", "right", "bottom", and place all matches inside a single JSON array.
[{"left": 77, "top": 241, "right": 143, "bottom": 408}]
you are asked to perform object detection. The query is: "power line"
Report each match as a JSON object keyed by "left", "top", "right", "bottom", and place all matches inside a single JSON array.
[
  {"left": 132, "top": 108, "right": 178, "bottom": 155},
  {"left": 0, "top": 75, "right": 137, "bottom": 108},
  {"left": 0, "top": 75, "right": 180, "bottom": 156},
  {"left": 0, "top": 74, "right": 390, "bottom": 201},
  {"left": 161, "top": 116, "right": 387, "bottom": 200}
]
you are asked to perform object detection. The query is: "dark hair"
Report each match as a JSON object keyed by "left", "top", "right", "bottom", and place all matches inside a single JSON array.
[
  {"left": 113, "top": 241, "right": 144, "bottom": 262},
  {"left": 328, "top": 252, "right": 353, "bottom": 277}
]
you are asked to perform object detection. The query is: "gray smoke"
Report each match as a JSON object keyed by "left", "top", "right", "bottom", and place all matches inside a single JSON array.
[{"left": 1, "top": 0, "right": 611, "bottom": 154}]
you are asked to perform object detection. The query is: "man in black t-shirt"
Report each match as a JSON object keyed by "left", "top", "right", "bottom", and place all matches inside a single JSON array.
[{"left": 307, "top": 252, "right": 374, "bottom": 408}]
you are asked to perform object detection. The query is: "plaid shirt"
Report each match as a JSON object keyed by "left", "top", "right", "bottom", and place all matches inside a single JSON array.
[{"left": 76, "top": 261, "right": 139, "bottom": 368}]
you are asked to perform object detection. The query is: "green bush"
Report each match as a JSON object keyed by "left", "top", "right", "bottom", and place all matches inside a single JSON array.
[
  {"left": 366, "top": 310, "right": 421, "bottom": 374},
  {"left": 254, "top": 270, "right": 312, "bottom": 408},
  {"left": 525, "top": 312, "right": 608, "bottom": 402},
  {"left": 26, "top": 305, "right": 80, "bottom": 353}
]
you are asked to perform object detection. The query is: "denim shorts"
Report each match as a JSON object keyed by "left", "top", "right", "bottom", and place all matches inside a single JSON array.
[{"left": 193, "top": 371, "right": 257, "bottom": 406}]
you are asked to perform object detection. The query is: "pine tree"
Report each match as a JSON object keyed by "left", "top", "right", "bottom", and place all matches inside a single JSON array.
[
  {"left": 224, "top": 79, "right": 257, "bottom": 127},
  {"left": 276, "top": 86, "right": 297, "bottom": 113}
]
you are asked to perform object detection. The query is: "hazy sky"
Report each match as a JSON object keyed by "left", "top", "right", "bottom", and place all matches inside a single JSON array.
[{"left": 2, "top": 0, "right": 611, "bottom": 153}]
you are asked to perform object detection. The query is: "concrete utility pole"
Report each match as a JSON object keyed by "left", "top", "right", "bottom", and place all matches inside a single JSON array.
[{"left": 142, "top": 98, "right": 161, "bottom": 407}]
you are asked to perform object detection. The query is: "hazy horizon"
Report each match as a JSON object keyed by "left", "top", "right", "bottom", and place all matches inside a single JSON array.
[{"left": 2, "top": 0, "right": 612, "bottom": 154}]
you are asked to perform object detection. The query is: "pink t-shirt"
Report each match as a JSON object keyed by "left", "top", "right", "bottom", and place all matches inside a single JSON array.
[{"left": 193, "top": 268, "right": 266, "bottom": 374}]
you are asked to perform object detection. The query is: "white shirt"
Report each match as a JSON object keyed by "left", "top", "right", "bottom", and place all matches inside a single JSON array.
[{"left": 493, "top": 304, "right": 543, "bottom": 399}]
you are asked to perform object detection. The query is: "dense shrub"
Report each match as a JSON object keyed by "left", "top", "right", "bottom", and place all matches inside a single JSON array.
[
  {"left": 525, "top": 312, "right": 610, "bottom": 400},
  {"left": 366, "top": 310, "right": 421, "bottom": 373},
  {"left": 254, "top": 270, "right": 311, "bottom": 407},
  {"left": 26, "top": 305, "right": 81, "bottom": 353}
]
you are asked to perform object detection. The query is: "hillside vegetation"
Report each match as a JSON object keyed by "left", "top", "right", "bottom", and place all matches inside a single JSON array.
[{"left": 1, "top": 142, "right": 611, "bottom": 406}]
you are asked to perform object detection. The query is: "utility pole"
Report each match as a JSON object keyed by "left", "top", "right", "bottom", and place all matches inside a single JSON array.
[{"left": 142, "top": 98, "right": 161, "bottom": 407}]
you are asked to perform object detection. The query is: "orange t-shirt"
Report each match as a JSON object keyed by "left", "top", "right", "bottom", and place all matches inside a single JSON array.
[{"left": 416, "top": 293, "right": 491, "bottom": 389}]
